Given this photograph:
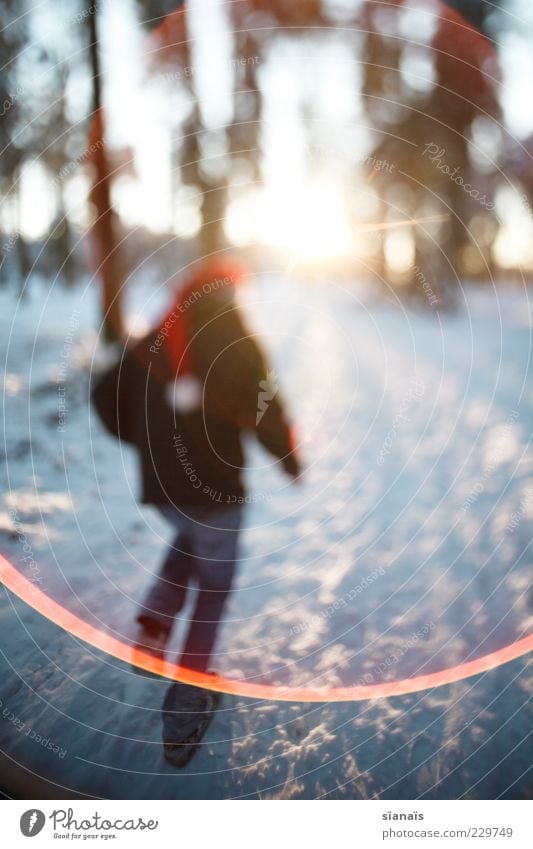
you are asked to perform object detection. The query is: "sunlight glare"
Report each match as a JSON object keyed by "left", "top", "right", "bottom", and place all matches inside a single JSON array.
[
  {"left": 385, "top": 228, "right": 416, "bottom": 274},
  {"left": 259, "top": 181, "right": 352, "bottom": 260}
]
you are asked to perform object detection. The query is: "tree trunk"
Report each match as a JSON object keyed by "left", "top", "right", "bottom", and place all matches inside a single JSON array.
[{"left": 88, "top": 9, "right": 124, "bottom": 343}]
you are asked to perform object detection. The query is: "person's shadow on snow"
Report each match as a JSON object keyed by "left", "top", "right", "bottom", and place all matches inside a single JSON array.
[{"left": 161, "top": 681, "right": 221, "bottom": 768}]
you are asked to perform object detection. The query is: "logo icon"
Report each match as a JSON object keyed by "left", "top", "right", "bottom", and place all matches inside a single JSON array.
[
  {"left": 256, "top": 369, "right": 279, "bottom": 425},
  {"left": 20, "top": 810, "right": 46, "bottom": 837}
]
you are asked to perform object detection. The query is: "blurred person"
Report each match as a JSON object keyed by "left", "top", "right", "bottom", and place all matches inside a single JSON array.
[{"left": 91, "top": 258, "right": 301, "bottom": 674}]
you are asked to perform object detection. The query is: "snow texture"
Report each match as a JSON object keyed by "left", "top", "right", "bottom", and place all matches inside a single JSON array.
[{"left": 0, "top": 273, "right": 531, "bottom": 798}]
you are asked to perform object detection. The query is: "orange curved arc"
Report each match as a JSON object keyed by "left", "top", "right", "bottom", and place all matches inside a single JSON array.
[{"left": 1, "top": 554, "right": 532, "bottom": 702}]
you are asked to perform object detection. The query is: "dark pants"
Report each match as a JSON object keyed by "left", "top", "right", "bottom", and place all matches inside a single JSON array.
[{"left": 138, "top": 504, "right": 242, "bottom": 671}]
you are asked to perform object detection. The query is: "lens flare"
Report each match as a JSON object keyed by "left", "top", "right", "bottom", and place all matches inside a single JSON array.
[{"left": 1, "top": 554, "right": 531, "bottom": 703}]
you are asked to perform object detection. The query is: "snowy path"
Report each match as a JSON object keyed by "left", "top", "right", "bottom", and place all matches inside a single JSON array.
[{"left": 0, "top": 275, "right": 531, "bottom": 798}]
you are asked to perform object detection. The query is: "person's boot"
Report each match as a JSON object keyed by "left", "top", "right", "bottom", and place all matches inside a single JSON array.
[{"left": 134, "top": 618, "right": 170, "bottom": 661}]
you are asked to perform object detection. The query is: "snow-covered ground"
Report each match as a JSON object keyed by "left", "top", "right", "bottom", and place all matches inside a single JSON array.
[{"left": 0, "top": 273, "right": 531, "bottom": 798}]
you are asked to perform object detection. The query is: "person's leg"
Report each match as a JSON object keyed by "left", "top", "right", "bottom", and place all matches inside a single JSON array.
[
  {"left": 178, "top": 506, "right": 242, "bottom": 672},
  {"left": 137, "top": 508, "right": 195, "bottom": 635}
]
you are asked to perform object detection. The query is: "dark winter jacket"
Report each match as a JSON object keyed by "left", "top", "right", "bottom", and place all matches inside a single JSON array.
[{"left": 91, "top": 287, "right": 300, "bottom": 507}]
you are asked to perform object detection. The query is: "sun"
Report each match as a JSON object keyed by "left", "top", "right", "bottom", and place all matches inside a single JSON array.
[{"left": 259, "top": 180, "right": 352, "bottom": 262}]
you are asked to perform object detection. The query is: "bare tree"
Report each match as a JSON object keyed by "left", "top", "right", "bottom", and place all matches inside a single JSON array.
[{"left": 87, "top": 7, "right": 125, "bottom": 342}]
